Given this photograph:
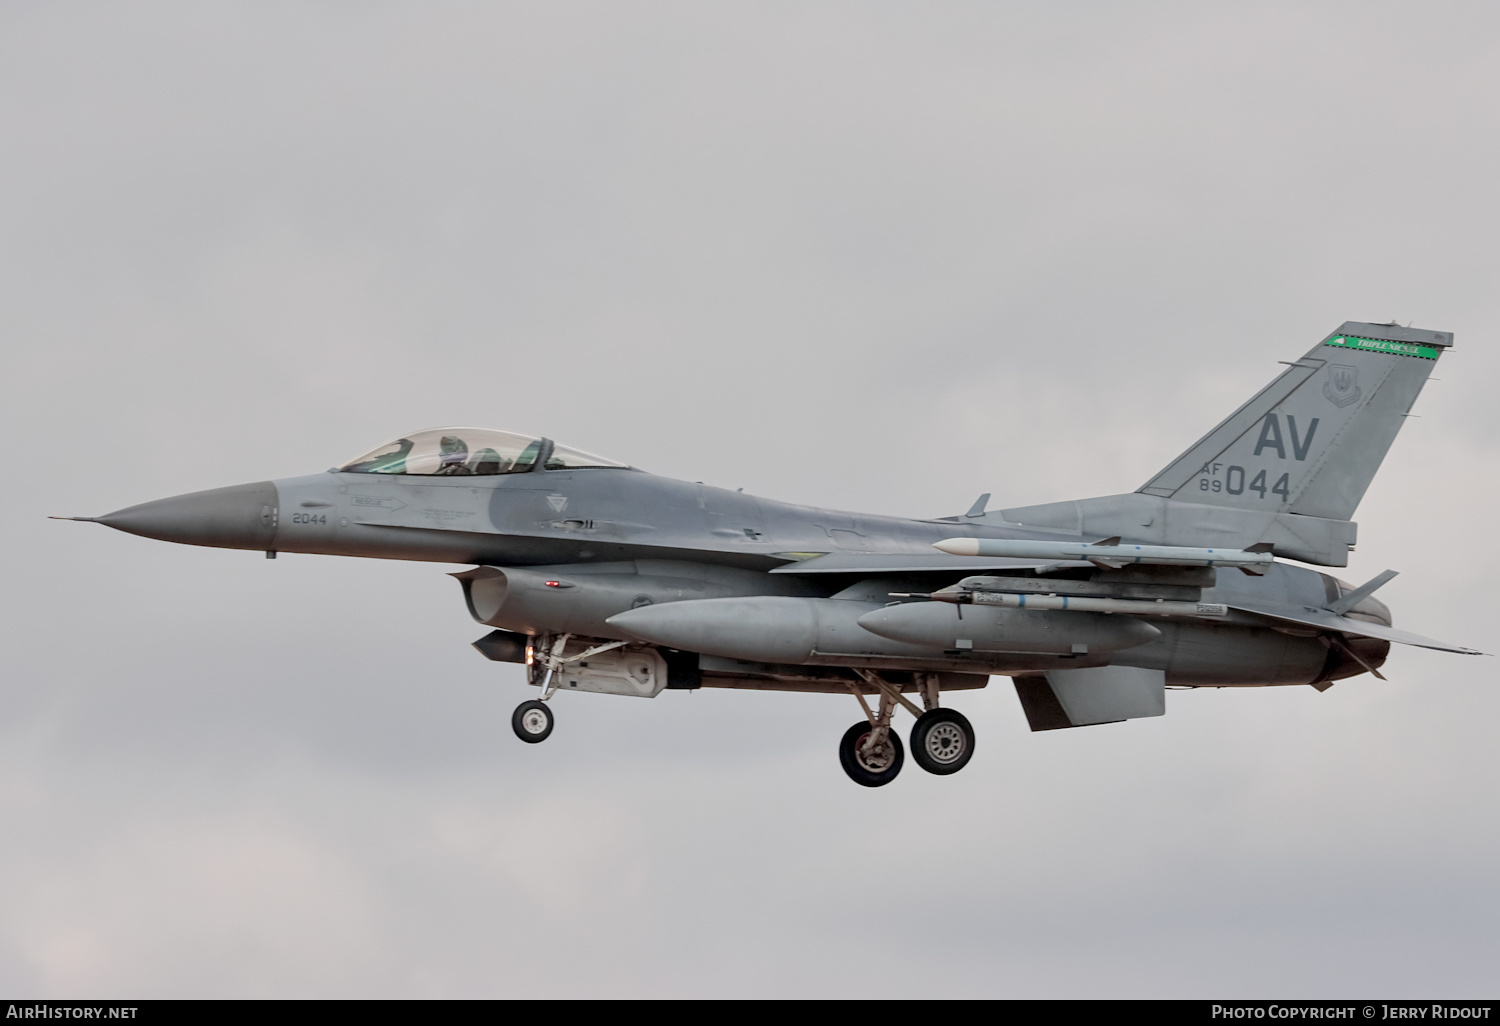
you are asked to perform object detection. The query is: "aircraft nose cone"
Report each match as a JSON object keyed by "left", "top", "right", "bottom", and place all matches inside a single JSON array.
[{"left": 97, "top": 481, "right": 279, "bottom": 550}]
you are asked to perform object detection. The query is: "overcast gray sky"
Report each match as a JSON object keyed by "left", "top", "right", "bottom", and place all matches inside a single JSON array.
[{"left": 2, "top": 1, "right": 1498, "bottom": 998}]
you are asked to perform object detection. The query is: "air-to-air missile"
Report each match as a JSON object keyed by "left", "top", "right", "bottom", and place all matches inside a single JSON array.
[{"left": 933, "top": 536, "right": 1276, "bottom": 572}]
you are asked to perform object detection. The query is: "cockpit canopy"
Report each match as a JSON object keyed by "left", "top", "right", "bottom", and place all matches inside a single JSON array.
[{"left": 338, "top": 428, "right": 628, "bottom": 477}]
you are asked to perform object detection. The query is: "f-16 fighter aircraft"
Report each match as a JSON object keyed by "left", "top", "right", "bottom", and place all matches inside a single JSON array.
[{"left": 58, "top": 321, "right": 1481, "bottom": 786}]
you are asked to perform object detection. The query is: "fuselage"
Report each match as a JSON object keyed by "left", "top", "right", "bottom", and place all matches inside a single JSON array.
[{"left": 96, "top": 461, "right": 1391, "bottom": 688}]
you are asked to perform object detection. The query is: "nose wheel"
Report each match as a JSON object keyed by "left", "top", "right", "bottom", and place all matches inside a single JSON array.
[{"left": 512, "top": 700, "right": 554, "bottom": 743}]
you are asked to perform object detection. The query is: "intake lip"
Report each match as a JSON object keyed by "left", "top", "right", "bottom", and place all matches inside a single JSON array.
[{"left": 93, "top": 481, "right": 280, "bottom": 550}]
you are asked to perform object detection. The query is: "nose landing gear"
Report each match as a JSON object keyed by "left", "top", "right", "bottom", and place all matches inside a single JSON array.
[
  {"left": 838, "top": 671, "right": 975, "bottom": 786},
  {"left": 511, "top": 632, "right": 574, "bottom": 745},
  {"left": 511, "top": 632, "right": 644, "bottom": 744}
]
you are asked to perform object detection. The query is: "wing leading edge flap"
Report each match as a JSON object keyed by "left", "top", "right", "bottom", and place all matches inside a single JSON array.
[{"left": 1229, "top": 601, "right": 1484, "bottom": 655}]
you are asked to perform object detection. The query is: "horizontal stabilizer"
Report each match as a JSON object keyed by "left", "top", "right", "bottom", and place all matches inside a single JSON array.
[
  {"left": 1229, "top": 601, "right": 1484, "bottom": 655},
  {"left": 769, "top": 552, "right": 1090, "bottom": 575}
]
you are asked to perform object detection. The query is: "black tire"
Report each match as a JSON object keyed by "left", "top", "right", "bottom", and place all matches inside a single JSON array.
[
  {"left": 909, "top": 708, "right": 975, "bottom": 775},
  {"left": 838, "top": 721, "right": 904, "bottom": 787},
  {"left": 512, "top": 700, "right": 554, "bottom": 743}
]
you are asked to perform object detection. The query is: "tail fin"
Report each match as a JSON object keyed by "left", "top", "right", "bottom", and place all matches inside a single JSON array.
[
  {"left": 996, "top": 322, "right": 1453, "bottom": 565},
  {"left": 1136, "top": 321, "right": 1451, "bottom": 520}
]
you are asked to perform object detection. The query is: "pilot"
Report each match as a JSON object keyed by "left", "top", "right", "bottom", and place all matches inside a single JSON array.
[
  {"left": 434, "top": 435, "right": 472, "bottom": 476},
  {"left": 469, "top": 447, "right": 508, "bottom": 475}
]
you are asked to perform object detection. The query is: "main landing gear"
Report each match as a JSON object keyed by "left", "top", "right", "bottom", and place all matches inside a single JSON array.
[{"left": 839, "top": 671, "right": 975, "bottom": 787}]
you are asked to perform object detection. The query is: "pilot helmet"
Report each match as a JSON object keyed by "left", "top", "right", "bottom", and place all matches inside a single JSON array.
[{"left": 438, "top": 435, "right": 469, "bottom": 466}]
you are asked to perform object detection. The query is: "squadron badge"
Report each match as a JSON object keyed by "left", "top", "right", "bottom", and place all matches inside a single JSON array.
[{"left": 1323, "top": 364, "right": 1362, "bottom": 408}]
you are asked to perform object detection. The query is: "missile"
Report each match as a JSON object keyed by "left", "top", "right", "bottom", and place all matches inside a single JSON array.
[
  {"left": 933, "top": 536, "right": 1274, "bottom": 572},
  {"left": 929, "top": 589, "right": 1229, "bottom": 619}
]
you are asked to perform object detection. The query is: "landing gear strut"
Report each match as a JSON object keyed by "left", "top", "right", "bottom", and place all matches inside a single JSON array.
[{"left": 838, "top": 671, "right": 975, "bottom": 785}]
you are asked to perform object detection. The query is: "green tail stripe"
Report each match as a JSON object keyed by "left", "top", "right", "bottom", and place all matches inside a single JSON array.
[{"left": 1325, "top": 335, "right": 1440, "bottom": 360}]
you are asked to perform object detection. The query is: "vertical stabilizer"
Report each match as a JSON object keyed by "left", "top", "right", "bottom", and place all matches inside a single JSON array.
[{"left": 1136, "top": 322, "right": 1451, "bottom": 521}]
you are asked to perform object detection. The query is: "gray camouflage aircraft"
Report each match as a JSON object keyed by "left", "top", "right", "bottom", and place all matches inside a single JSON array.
[{"left": 58, "top": 321, "right": 1481, "bottom": 786}]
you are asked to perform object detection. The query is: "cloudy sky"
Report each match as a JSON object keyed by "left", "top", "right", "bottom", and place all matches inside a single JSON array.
[{"left": 2, "top": 1, "right": 1498, "bottom": 997}]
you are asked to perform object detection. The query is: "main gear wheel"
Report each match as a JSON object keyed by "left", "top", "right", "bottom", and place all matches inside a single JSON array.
[
  {"left": 909, "top": 708, "right": 974, "bottom": 775},
  {"left": 838, "top": 721, "right": 904, "bottom": 787}
]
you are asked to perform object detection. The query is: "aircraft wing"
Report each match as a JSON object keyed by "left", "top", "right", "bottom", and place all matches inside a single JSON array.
[
  {"left": 1228, "top": 601, "right": 1485, "bottom": 655},
  {"left": 769, "top": 552, "right": 1093, "bottom": 575}
]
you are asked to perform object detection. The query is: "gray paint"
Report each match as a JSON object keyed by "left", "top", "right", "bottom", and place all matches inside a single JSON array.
[
  {"left": 1045, "top": 666, "right": 1166, "bottom": 726},
  {"left": 1138, "top": 321, "right": 1449, "bottom": 515},
  {"left": 855, "top": 601, "right": 1162, "bottom": 655},
  {"left": 91, "top": 481, "right": 279, "bottom": 551},
  {"left": 75, "top": 321, "right": 1477, "bottom": 738},
  {"left": 990, "top": 322, "right": 1449, "bottom": 566}
]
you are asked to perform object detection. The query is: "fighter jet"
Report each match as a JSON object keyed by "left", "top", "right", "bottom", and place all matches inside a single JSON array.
[{"left": 57, "top": 321, "right": 1481, "bottom": 786}]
